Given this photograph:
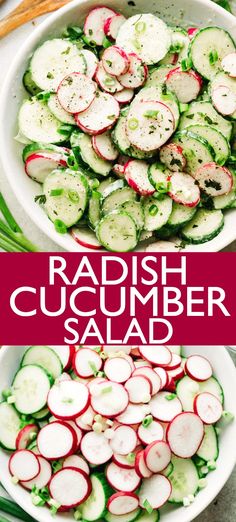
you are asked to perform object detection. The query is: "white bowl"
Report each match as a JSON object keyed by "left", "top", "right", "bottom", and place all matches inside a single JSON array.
[
  {"left": 0, "top": 0, "right": 236, "bottom": 252},
  {"left": 0, "top": 345, "right": 235, "bottom": 522}
]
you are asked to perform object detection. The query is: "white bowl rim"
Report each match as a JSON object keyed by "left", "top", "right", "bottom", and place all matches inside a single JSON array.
[{"left": 0, "top": 0, "right": 236, "bottom": 252}]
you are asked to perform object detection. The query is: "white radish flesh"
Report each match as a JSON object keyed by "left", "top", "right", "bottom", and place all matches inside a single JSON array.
[
  {"left": 95, "top": 62, "right": 123, "bottom": 94},
  {"left": 57, "top": 73, "right": 96, "bottom": 113},
  {"left": 167, "top": 366, "right": 185, "bottom": 381},
  {"left": 193, "top": 392, "right": 223, "bottom": 424},
  {"left": 80, "top": 49, "right": 98, "bottom": 79},
  {"left": 81, "top": 432, "right": 113, "bottom": 465},
  {"left": 104, "top": 14, "right": 126, "bottom": 40},
  {"left": 110, "top": 426, "right": 137, "bottom": 455},
  {"left": 139, "top": 346, "right": 172, "bottom": 367},
  {"left": 84, "top": 6, "right": 117, "bottom": 46},
  {"left": 21, "top": 456, "right": 52, "bottom": 490},
  {"left": 169, "top": 171, "right": 200, "bottom": 207},
  {"left": 102, "top": 345, "right": 132, "bottom": 356},
  {"left": 164, "top": 354, "right": 182, "bottom": 370},
  {"left": 49, "top": 467, "right": 91, "bottom": 508},
  {"left": 167, "top": 412, "right": 204, "bottom": 458},
  {"left": 25, "top": 152, "right": 67, "bottom": 183},
  {"left": 91, "top": 381, "right": 129, "bottom": 417},
  {"left": 185, "top": 355, "right": 213, "bottom": 382},
  {"left": 63, "top": 454, "right": 90, "bottom": 474},
  {"left": 92, "top": 132, "right": 119, "bottom": 161},
  {"left": 139, "top": 474, "right": 172, "bottom": 509},
  {"left": 9, "top": 450, "right": 40, "bottom": 481},
  {"left": 125, "top": 376, "right": 152, "bottom": 403},
  {"left": 221, "top": 52, "right": 236, "bottom": 77},
  {"left": 118, "top": 53, "right": 147, "bottom": 89},
  {"left": 150, "top": 391, "right": 182, "bottom": 422},
  {"left": 165, "top": 68, "right": 202, "bottom": 103},
  {"left": 126, "top": 101, "right": 174, "bottom": 151},
  {"left": 51, "top": 345, "right": 74, "bottom": 370},
  {"left": 16, "top": 424, "right": 39, "bottom": 450},
  {"left": 212, "top": 85, "right": 236, "bottom": 116},
  {"left": 125, "top": 160, "right": 155, "bottom": 196},
  {"left": 47, "top": 380, "right": 90, "bottom": 419},
  {"left": 106, "top": 462, "right": 141, "bottom": 492},
  {"left": 132, "top": 367, "right": 161, "bottom": 395},
  {"left": 37, "top": 422, "right": 77, "bottom": 460},
  {"left": 153, "top": 368, "right": 168, "bottom": 389},
  {"left": 138, "top": 421, "right": 164, "bottom": 445},
  {"left": 73, "top": 348, "right": 102, "bottom": 378},
  {"left": 113, "top": 453, "right": 135, "bottom": 469},
  {"left": 72, "top": 227, "right": 102, "bottom": 250},
  {"left": 116, "top": 403, "right": 149, "bottom": 425},
  {"left": 160, "top": 143, "right": 186, "bottom": 172},
  {"left": 113, "top": 88, "right": 134, "bottom": 104},
  {"left": 107, "top": 492, "right": 139, "bottom": 515},
  {"left": 135, "top": 451, "right": 152, "bottom": 478},
  {"left": 104, "top": 357, "right": 132, "bottom": 383},
  {"left": 144, "top": 441, "right": 171, "bottom": 473},
  {"left": 75, "top": 405, "right": 96, "bottom": 431},
  {"left": 195, "top": 163, "right": 233, "bottom": 197},
  {"left": 102, "top": 46, "right": 129, "bottom": 76},
  {"left": 76, "top": 91, "right": 120, "bottom": 135}
]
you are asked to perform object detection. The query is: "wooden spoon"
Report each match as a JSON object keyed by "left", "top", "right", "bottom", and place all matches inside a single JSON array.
[{"left": 0, "top": 0, "right": 72, "bottom": 39}]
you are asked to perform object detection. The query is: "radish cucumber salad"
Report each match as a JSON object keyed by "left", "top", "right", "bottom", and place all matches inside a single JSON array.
[
  {"left": 0, "top": 345, "right": 234, "bottom": 521},
  {"left": 17, "top": 7, "right": 236, "bottom": 251}
]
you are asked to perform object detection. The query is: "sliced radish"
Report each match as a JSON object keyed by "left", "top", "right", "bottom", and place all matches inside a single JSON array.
[
  {"left": 126, "top": 101, "right": 174, "bottom": 151},
  {"left": 80, "top": 49, "right": 98, "bottom": 79},
  {"left": 188, "top": 27, "right": 199, "bottom": 39},
  {"left": 106, "top": 462, "right": 141, "bottom": 492},
  {"left": 63, "top": 454, "right": 90, "bottom": 475},
  {"left": 150, "top": 391, "right": 182, "bottom": 422},
  {"left": 118, "top": 53, "right": 148, "bottom": 89},
  {"left": 139, "top": 474, "right": 172, "bottom": 509},
  {"left": 124, "top": 160, "right": 155, "bottom": 196},
  {"left": 73, "top": 348, "right": 102, "bottom": 378},
  {"left": 81, "top": 431, "right": 113, "bottom": 465},
  {"left": 57, "top": 73, "right": 96, "bottom": 113},
  {"left": 164, "top": 354, "right": 181, "bottom": 370},
  {"left": 49, "top": 467, "right": 91, "bottom": 508},
  {"left": 165, "top": 67, "right": 202, "bottom": 103},
  {"left": 164, "top": 377, "right": 176, "bottom": 393},
  {"left": 102, "top": 345, "right": 132, "bottom": 356},
  {"left": 25, "top": 152, "right": 67, "bottom": 183},
  {"left": 168, "top": 171, "right": 200, "bottom": 207},
  {"left": 124, "top": 376, "right": 152, "bottom": 404},
  {"left": 75, "top": 405, "right": 96, "bottom": 431},
  {"left": 95, "top": 62, "right": 123, "bottom": 93},
  {"left": 113, "top": 163, "right": 125, "bottom": 177},
  {"left": 84, "top": 6, "right": 116, "bottom": 46},
  {"left": 87, "top": 378, "right": 107, "bottom": 395},
  {"left": 113, "top": 453, "right": 135, "bottom": 469},
  {"left": 135, "top": 451, "right": 152, "bottom": 479},
  {"left": 221, "top": 52, "right": 236, "bottom": 78},
  {"left": 139, "top": 346, "right": 172, "bottom": 367},
  {"left": 107, "top": 492, "right": 139, "bottom": 515},
  {"left": 159, "top": 143, "right": 186, "bottom": 172},
  {"left": 193, "top": 392, "right": 223, "bottom": 424},
  {"left": 16, "top": 424, "right": 39, "bottom": 450},
  {"left": 167, "top": 366, "right": 185, "bottom": 381},
  {"left": 21, "top": 456, "right": 52, "bottom": 490},
  {"left": 153, "top": 368, "right": 168, "bottom": 389},
  {"left": 113, "top": 88, "right": 134, "bottom": 104},
  {"left": 47, "top": 380, "right": 90, "bottom": 419},
  {"left": 166, "top": 412, "right": 204, "bottom": 458},
  {"left": 92, "top": 132, "right": 119, "bottom": 161},
  {"left": 9, "top": 450, "right": 40, "bottom": 481},
  {"left": 195, "top": 163, "right": 233, "bottom": 197},
  {"left": 102, "top": 46, "right": 129, "bottom": 76},
  {"left": 91, "top": 381, "right": 129, "bottom": 417},
  {"left": 116, "top": 403, "right": 149, "bottom": 425},
  {"left": 185, "top": 355, "right": 213, "bottom": 382},
  {"left": 212, "top": 85, "right": 236, "bottom": 116},
  {"left": 134, "top": 359, "right": 152, "bottom": 368},
  {"left": 52, "top": 345, "right": 75, "bottom": 370},
  {"left": 144, "top": 441, "right": 171, "bottom": 473},
  {"left": 104, "top": 357, "right": 132, "bottom": 383},
  {"left": 37, "top": 421, "right": 77, "bottom": 460},
  {"left": 72, "top": 227, "right": 102, "bottom": 250},
  {"left": 104, "top": 14, "right": 126, "bottom": 40},
  {"left": 138, "top": 421, "right": 164, "bottom": 446},
  {"left": 110, "top": 426, "right": 137, "bottom": 455},
  {"left": 76, "top": 91, "right": 120, "bottom": 135},
  {"left": 64, "top": 420, "right": 82, "bottom": 449},
  {"left": 132, "top": 367, "right": 161, "bottom": 395}
]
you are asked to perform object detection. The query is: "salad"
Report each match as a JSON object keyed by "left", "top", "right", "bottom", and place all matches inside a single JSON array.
[
  {"left": 0, "top": 345, "right": 234, "bottom": 521},
  {"left": 17, "top": 6, "right": 236, "bottom": 251}
]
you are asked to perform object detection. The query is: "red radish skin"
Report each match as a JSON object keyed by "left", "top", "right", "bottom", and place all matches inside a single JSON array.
[
  {"left": 221, "top": 52, "right": 236, "bottom": 78},
  {"left": 139, "top": 346, "right": 172, "bottom": 367},
  {"left": 106, "top": 462, "right": 141, "bottom": 492},
  {"left": 37, "top": 421, "right": 78, "bottom": 460},
  {"left": 185, "top": 355, "right": 213, "bottom": 382},
  {"left": 124, "top": 160, "right": 155, "bottom": 196},
  {"left": 167, "top": 367, "right": 185, "bottom": 381},
  {"left": 118, "top": 53, "right": 148, "bottom": 89},
  {"left": 84, "top": 6, "right": 117, "bottom": 46},
  {"left": 159, "top": 143, "right": 186, "bottom": 172},
  {"left": 21, "top": 456, "right": 52, "bottom": 490},
  {"left": 139, "top": 474, "right": 172, "bottom": 509},
  {"left": 195, "top": 163, "right": 233, "bottom": 197},
  {"left": 104, "top": 14, "right": 126, "bottom": 40},
  {"left": 75, "top": 92, "right": 120, "bottom": 135},
  {"left": 107, "top": 492, "right": 139, "bottom": 515},
  {"left": 75, "top": 405, "right": 96, "bottom": 431},
  {"left": 25, "top": 153, "right": 67, "bottom": 183},
  {"left": 153, "top": 368, "right": 168, "bottom": 389},
  {"left": 144, "top": 440, "right": 171, "bottom": 473},
  {"left": 135, "top": 450, "right": 152, "bottom": 478},
  {"left": 16, "top": 424, "right": 39, "bottom": 450},
  {"left": 162, "top": 354, "right": 182, "bottom": 371},
  {"left": 164, "top": 377, "right": 176, "bottom": 393},
  {"left": 92, "top": 132, "right": 119, "bottom": 161},
  {"left": 47, "top": 380, "right": 90, "bottom": 420},
  {"left": 165, "top": 67, "right": 202, "bottom": 103},
  {"left": 188, "top": 27, "right": 199, "bottom": 39},
  {"left": 49, "top": 467, "right": 92, "bottom": 509},
  {"left": 168, "top": 171, "right": 200, "bottom": 207},
  {"left": 71, "top": 228, "right": 103, "bottom": 250},
  {"left": 57, "top": 73, "right": 97, "bottom": 114},
  {"left": 166, "top": 412, "right": 204, "bottom": 458},
  {"left": 52, "top": 346, "right": 75, "bottom": 371},
  {"left": 212, "top": 85, "right": 236, "bottom": 116},
  {"left": 132, "top": 367, "right": 161, "bottom": 396},
  {"left": 113, "top": 163, "right": 125, "bottom": 177},
  {"left": 112, "top": 453, "right": 136, "bottom": 469},
  {"left": 113, "top": 88, "right": 134, "bottom": 104},
  {"left": 193, "top": 392, "right": 223, "bottom": 424},
  {"left": 9, "top": 450, "right": 40, "bottom": 482},
  {"left": 95, "top": 62, "right": 123, "bottom": 94},
  {"left": 102, "top": 46, "right": 129, "bottom": 76},
  {"left": 73, "top": 348, "right": 102, "bottom": 378}
]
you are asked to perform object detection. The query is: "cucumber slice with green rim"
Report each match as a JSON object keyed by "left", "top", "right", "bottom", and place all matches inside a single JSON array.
[
  {"left": 80, "top": 472, "right": 112, "bottom": 521},
  {"left": 148, "top": 163, "right": 169, "bottom": 191},
  {"left": 189, "top": 26, "right": 235, "bottom": 80},
  {"left": 209, "top": 72, "right": 236, "bottom": 120},
  {"left": 88, "top": 193, "right": 101, "bottom": 229},
  {"left": 196, "top": 425, "right": 219, "bottom": 462},
  {"left": 21, "top": 346, "right": 63, "bottom": 380},
  {"left": 178, "top": 101, "right": 232, "bottom": 140},
  {"left": 74, "top": 133, "right": 113, "bottom": 177},
  {"left": 23, "top": 70, "right": 41, "bottom": 96},
  {"left": 105, "top": 509, "right": 141, "bottom": 522},
  {"left": 168, "top": 456, "right": 199, "bottom": 503},
  {"left": 30, "top": 39, "right": 86, "bottom": 92},
  {"left": 213, "top": 190, "right": 236, "bottom": 209},
  {"left": 99, "top": 176, "right": 117, "bottom": 193},
  {"left": 146, "top": 65, "right": 176, "bottom": 87},
  {"left": 12, "top": 365, "right": 52, "bottom": 415},
  {"left": 96, "top": 210, "right": 138, "bottom": 252},
  {"left": 47, "top": 94, "right": 75, "bottom": 125},
  {"left": 18, "top": 98, "right": 67, "bottom": 144},
  {"left": 44, "top": 168, "right": 89, "bottom": 228},
  {"left": 22, "top": 142, "right": 68, "bottom": 163},
  {"left": 112, "top": 111, "right": 156, "bottom": 159},
  {"left": 121, "top": 200, "right": 144, "bottom": 230},
  {"left": 176, "top": 375, "right": 224, "bottom": 412},
  {"left": 167, "top": 202, "right": 197, "bottom": 228},
  {"left": 137, "top": 510, "right": 159, "bottom": 521},
  {"left": 0, "top": 402, "right": 21, "bottom": 450},
  {"left": 186, "top": 124, "right": 230, "bottom": 165},
  {"left": 180, "top": 209, "right": 224, "bottom": 244},
  {"left": 142, "top": 195, "right": 173, "bottom": 231},
  {"left": 161, "top": 461, "right": 174, "bottom": 477},
  {"left": 102, "top": 185, "right": 137, "bottom": 215},
  {"left": 33, "top": 407, "right": 50, "bottom": 420},
  {"left": 172, "top": 130, "right": 214, "bottom": 175}
]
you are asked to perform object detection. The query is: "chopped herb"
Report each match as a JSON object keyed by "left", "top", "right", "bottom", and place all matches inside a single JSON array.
[
  {"left": 35, "top": 194, "right": 46, "bottom": 204},
  {"left": 142, "top": 415, "right": 153, "bottom": 428},
  {"left": 68, "top": 190, "right": 80, "bottom": 203},
  {"left": 204, "top": 179, "right": 221, "bottom": 190},
  {"left": 149, "top": 204, "right": 158, "bottom": 216},
  {"left": 101, "top": 385, "right": 112, "bottom": 394},
  {"left": 143, "top": 499, "right": 153, "bottom": 514},
  {"left": 165, "top": 393, "right": 176, "bottom": 401},
  {"left": 128, "top": 118, "right": 139, "bottom": 130},
  {"left": 107, "top": 114, "right": 116, "bottom": 120},
  {"left": 144, "top": 110, "right": 159, "bottom": 119},
  {"left": 127, "top": 452, "right": 135, "bottom": 463},
  {"left": 102, "top": 36, "right": 113, "bottom": 48},
  {"left": 209, "top": 49, "right": 218, "bottom": 65},
  {"left": 88, "top": 29, "right": 93, "bottom": 36},
  {"left": 89, "top": 361, "right": 98, "bottom": 376},
  {"left": 62, "top": 46, "right": 71, "bottom": 55},
  {"left": 181, "top": 58, "right": 192, "bottom": 71},
  {"left": 36, "top": 91, "right": 51, "bottom": 102},
  {"left": 50, "top": 189, "right": 64, "bottom": 197},
  {"left": 46, "top": 72, "right": 54, "bottom": 79},
  {"left": 54, "top": 219, "right": 67, "bottom": 234},
  {"left": 135, "top": 21, "right": 146, "bottom": 33}
]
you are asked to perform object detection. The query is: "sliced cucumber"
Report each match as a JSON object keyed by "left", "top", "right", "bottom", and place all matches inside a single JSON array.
[
  {"left": 142, "top": 195, "right": 173, "bottom": 231},
  {"left": 19, "top": 98, "right": 67, "bottom": 144},
  {"left": 146, "top": 65, "right": 176, "bottom": 87},
  {"left": 178, "top": 101, "right": 232, "bottom": 140},
  {"left": 0, "top": 402, "right": 21, "bottom": 450},
  {"left": 105, "top": 509, "right": 141, "bottom": 522},
  {"left": 44, "top": 168, "right": 89, "bottom": 227},
  {"left": 180, "top": 209, "right": 224, "bottom": 244},
  {"left": 210, "top": 72, "right": 236, "bottom": 120},
  {"left": 186, "top": 124, "right": 230, "bottom": 164},
  {"left": 21, "top": 346, "right": 63, "bottom": 380},
  {"left": 148, "top": 164, "right": 169, "bottom": 191},
  {"left": 96, "top": 210, "right": 138, "bottom": 252},
  {"left": 12, "top": 365, "right": 52, "bottom": 415},
  {"left": 161, "top": 461, "right": 174, "bottom": 477},
  {"left": 80, "top": 473, "right": 112, "bottom": 521},
  {"left": 137, "top": 511, "right": 159, "bottom": 522},
  {"left": 172, "top": 131, "right": 214, "bottom": 175},
  {"left": 72, "top": 133, "right": 113, "bottom": 177},
  {"left": 121, "top": 200, "right": 144, "bottom": 230},
  {"left": 99, "top": 176, "right": 117, "bottom": 194},
  {"left": 48, "top": 94, "right": 75, "bottom": 125},
  {"left": 33, "top": 407, "right": 50, "bottom": 420},
  {"left": 167, "top": 202, "right": 197, "bottom": 228},
  {"left": 196, "top": 425, "right": 219, "bottom": 462},
  {"left": 213, "top": 190, "right": 236, "bottom": 209},
  {"left": 22, "top": 142, "right": 67, "bottom": 163},
  {"left": 88, "top": 193, "right": 101, "bottom": 229},
  {"left": 30, "top": 39, "right": 86, "bottom": 92},
  {"left": 176, "top": 375, "right": 224, "bottom": 412},
  {"left": 189, "top": 27, "right": 235, "bottom": 80},
  {"left": 168, "top": 456, "right": 199, "bottom": 503},
  {"left": 112, "top": 111, "right": 155, "bottom": 159},
  {"left": 134, "top": 85, "right": 180, "bottom": 130},
  {"left": 23, "top": 70, "right": 41, "bottom": 96},
  {"left": 102, "top": 184, "right": 137, "bottom": 215}
]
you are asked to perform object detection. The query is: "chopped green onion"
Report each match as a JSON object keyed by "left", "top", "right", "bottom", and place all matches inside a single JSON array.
[
  {"left": 67, "top": 155, "right": 78, "bottom": 169},
  {"left": 58, "top": 124, "right": 74, "bottom": 135},
  {"left": 128, "top": 118, "right": 139, "bottom": 130},
  {"left": 179, "top": 103, "right": 189, "bottom": 113},
  {"left": 135, "top": 21, "right": 146, "bottom": 33},
  {"left": 149, "top": 204, "right": 158, "bottom": 216},
  {"left": 54, "top": 219, "right": 67, "bottom": 234},
  {"left": 36, "top": 91, "right": 51, "bottom": 102},
  {"left": 181, "top": 58, "right": 192, "bottom": 71},
  {"left": 104, "top": 76, "right": 116, "bottom": 86},
  {"left": 143, "top": 499, "right": 153, "bottom": 514},
  {"left": 74, "top": 509, "right": 82, "bottom": 520},
  {"left": 68, "top": 190, "right": 80, "bottom": 203},
  {"left": 7, "top": 395, "right": 15, "bottom": 404},
  {"left": 170, "top": 42, "right": 184, "bottom": 53},
  {"left": 92, "top": 190, "right": 102, "bottom": 200},
  {"left": 0, "top": 496, "right": 35, "bottom": 522},
  {"left": 50, "top": 189, "right": 64, "bottom": 197},
  {"left": 89, "top": 361, "right": 98, "bottom": 376},
  {"left": 207, "top": 460, "right": 217, "bottom": 470},
  {"left": 142, "top": 415, "right": 153, "bottom": 428},
  {"left": 127, "top": 452, "right": 135, "bottom": 463},
  {"left": 198, "top": 478, "right": 207, "bottom": 489},
  {"left": 101, "top": 385, "right": 112, "bottom": 394},
  {"left": 2, "top": 388, "right": 12, "bottom": 400},
  {"left": 165, "top": 393, "right": 176, "bottom": 401},
  {"left": 144, "top": 110, "right": 159, "bottom": 119},
  {"left": 35, "top": 194, "right": 46, "bottom": 205},
  {"left": 102, "top": 36, "right": 113, "bottom": 48},
  {"left": 51, "top": 460, "right": 63, "bottom": 473},
  {"left": 82, "top": 35, "right": 97, "bottom": 47},
  {"left": 209, "top": 49, "right": 219, "bottom": 65},
  {"left": 91, "top": 179, "right": 100, "bottom": 190},
  {"left": 155, "top": 181, "right": 171, "bottom": 193},
  {"left": 66, "top": 25, "right": 83, "bottom": 39}
]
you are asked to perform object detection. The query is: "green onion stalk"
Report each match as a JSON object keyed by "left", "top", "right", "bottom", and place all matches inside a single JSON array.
[{"left": 0, "top": 194, "right": 39, "bottom": 252}]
